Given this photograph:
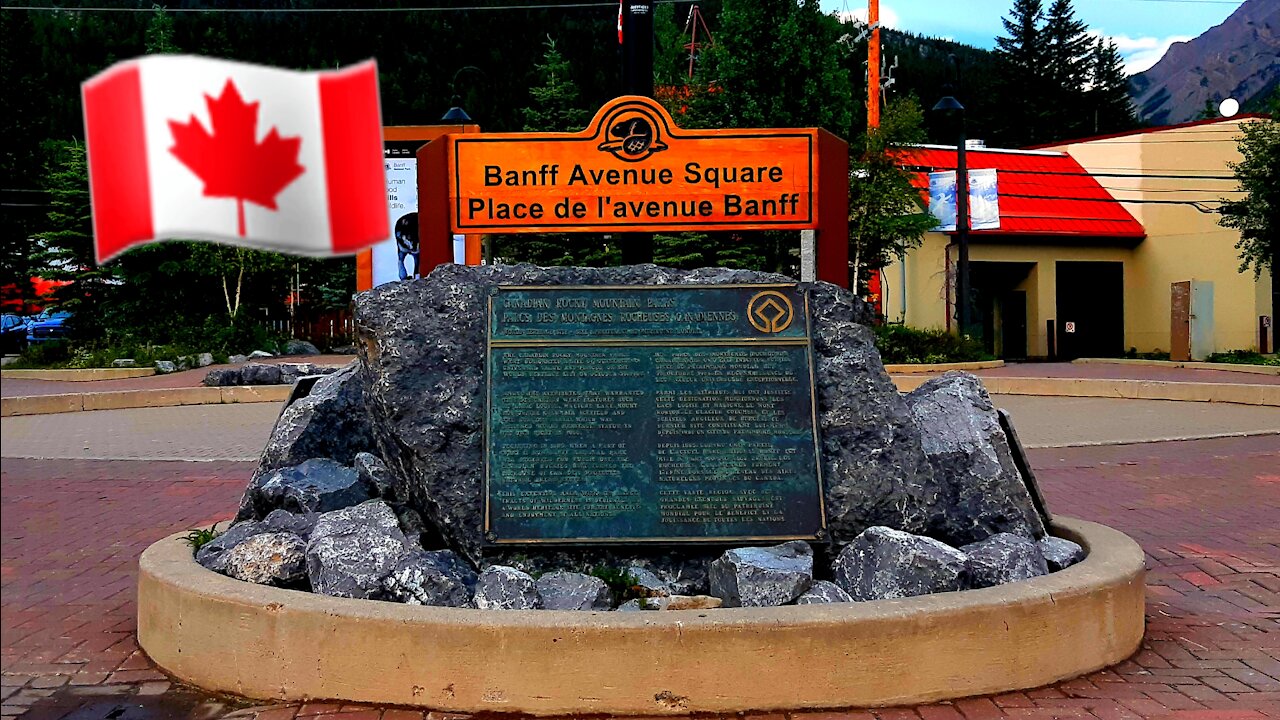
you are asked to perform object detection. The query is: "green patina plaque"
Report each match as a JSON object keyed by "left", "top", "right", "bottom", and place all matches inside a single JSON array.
[{"left": 484, "top": 284, "right": 824, "bottom": 544}]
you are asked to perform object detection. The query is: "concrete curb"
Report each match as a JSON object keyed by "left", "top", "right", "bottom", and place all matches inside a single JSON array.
[
  {"left": 891, "top": 375, "right": 1280, "bottom": 407},
  {"left": 1, "top": 385, "right": 292, "bottom": 417},
  {"left": 137, "top": 517, "right": 1145, "bottom": 715},
  {"left": 1073, "top": 357, "right": 1280, "bottom": 376},
  {"left": 1, "top": 367, "right": 157, "bottom": 381},
  {"left": 882, "top": 360, "right": 1005, "bottom": 374}
]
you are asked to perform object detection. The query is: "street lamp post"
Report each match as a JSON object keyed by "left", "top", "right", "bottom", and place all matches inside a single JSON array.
[{"left": 932, "top": 80, "right": 970, "bottom": 336}]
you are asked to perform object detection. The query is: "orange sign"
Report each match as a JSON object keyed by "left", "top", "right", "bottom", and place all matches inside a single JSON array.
[{"left": 448, "top": 96, "right": 818, "bottom": 234}]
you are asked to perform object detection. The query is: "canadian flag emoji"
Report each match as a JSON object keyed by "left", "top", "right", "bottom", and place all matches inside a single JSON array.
[{"left": 82, "top": 56, "right": 387, "bottom": 264}]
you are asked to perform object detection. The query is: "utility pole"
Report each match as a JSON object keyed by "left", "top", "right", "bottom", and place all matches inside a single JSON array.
[
  {"left": 620, "top": 0, "right": 655, "bottom": 265},
  {"left": 867, "top": 0, "right": 880, "bottom": 129}
]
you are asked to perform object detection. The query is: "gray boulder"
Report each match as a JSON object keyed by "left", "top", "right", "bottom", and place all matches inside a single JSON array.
[
  {"left": 259, "top": 509, "right": 320, "bottom": 539},
  {"left": 626, "top": 566, "right": 670, "bottom": 598},
  {"left": 354, "top": 264, "right": 943, "bottom": 565},
  {"left": 175, "top": 356, "right": 191, "bottom": 371},
  {"left": 248, "top": 350, "right": 274, "bottom": 359},
  {"left": 795, "top": 580, "right": 854, "bottom": 604},
  {"left": 154, "top": 360, "right": 177, "bottom": 374},
  {"left": 197, "top": 352, "right": 215, "bottom": 368},
  {"left": 195, "top": 520, "right": 267, "bottom": 574},
  {"left": 962, "top": 532, "right": 1049, "bottom": 588},
  {"left": 833, "top": 526, "right": 968, "bottom": 601},
  {"left": 536, "top": 571, "right": 612, "bottom": 611},
  {"left": 202, "top": 368, "right": 243, "bottom": 387},
  {"left": 244, "top": 362, "right": 377, "bottom": 495},
  {"left": 709, "top": 541, "right": 814, "bottom": 607},
  {"left": 241, "top": 362, "right": 283, "bottom": 385},
  {"left": 906, "top": 372, "right": 1047, "bottom": 545},
  {"left": 111, "top": 358, "right": 135, "bottom": 368},
  {"left": 1039, "top": 536, "right": 1086, "bottom": 572},
  {"left": 284, "top": 339, "right": 321, "bottom": 355},
  {"left": 355, "top": 451, "right": 399, "bottom": 500},
  {"left": 473, "top": 565, "right": 541, "bottom": 610},
  {"left": 383, "top": 549, "right": 477, "bottom": 607},
  {"left": 237, "top": 458, "right": 373, "bottom": 521},
  {"left": 223, "top": 532, "right": 307, "bottom": 587},
  {"left": 306, "top": 501, "right": 409, "bottom": 599},
  {"left": 228, "top": 354, "right": 248, "bottom": 364}
]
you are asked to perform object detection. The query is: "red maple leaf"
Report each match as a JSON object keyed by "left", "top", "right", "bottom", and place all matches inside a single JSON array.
[{"left": 168, "top": 79, "right": 305, "bottom": 237}]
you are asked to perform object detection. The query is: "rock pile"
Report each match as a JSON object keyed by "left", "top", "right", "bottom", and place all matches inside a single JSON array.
[
  {"left": 203, "top": 361, "right": 340, "bottom": 387},
  {"left": 193, "top": 264, "right": 1086, "bottom": 611}
]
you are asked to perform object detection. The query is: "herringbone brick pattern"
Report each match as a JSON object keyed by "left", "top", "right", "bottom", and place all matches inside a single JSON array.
[{"left": 2, "top": 435, "right": 1278, "bottom": 720}]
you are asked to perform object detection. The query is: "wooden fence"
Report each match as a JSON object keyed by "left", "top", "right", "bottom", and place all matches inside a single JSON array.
[{"left": 264, "top": 309, "right": 355, "bottom": 349}]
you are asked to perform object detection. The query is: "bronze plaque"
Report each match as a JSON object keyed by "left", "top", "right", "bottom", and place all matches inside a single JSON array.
[{"left": 484, "top": 284, "right": 824, "bottom": 544}]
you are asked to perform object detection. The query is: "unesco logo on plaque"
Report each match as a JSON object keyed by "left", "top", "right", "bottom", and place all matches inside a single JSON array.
[{"left": 747, "top": 290, "right": 795, "bottom": 334}]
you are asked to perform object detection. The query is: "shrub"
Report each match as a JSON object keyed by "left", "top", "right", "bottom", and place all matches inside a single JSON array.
[
  {"left": 872, "top": 324, "right": 993, "bottom": 364},
  {"left": 1205, "top": 349, "right": 1279, "bottom": 366}
]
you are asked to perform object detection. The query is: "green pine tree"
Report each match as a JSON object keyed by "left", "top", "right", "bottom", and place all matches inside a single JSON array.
[
  {"left": 1085, "top": 37, "right": 1138, "bottom": 135},
  {"left": 993, "top": 0, "right": 1050, "bottom": 146},
  {"left": 1042, "top": 0, "right": 1091, "bottom": 139},
  {"left": 493, "top": 36, "right": 610, "bottom": 267}
]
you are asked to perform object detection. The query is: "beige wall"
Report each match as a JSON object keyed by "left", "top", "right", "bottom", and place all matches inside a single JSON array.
[
  {"left": 886, "top": 119, "right": 1270, "bottom": 356},
  {"left": 1047, "top": 119, "right": 1266, "bottom": 354}
]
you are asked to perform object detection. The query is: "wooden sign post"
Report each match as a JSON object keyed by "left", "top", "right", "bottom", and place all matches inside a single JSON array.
[{"left": 417, "top": 96, "right": 849, "bottom": 287}]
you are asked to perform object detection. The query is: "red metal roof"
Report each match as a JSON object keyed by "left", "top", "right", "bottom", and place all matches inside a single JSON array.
[{"left": 895, "top": 145, "right": 1145, "bottom": 239}]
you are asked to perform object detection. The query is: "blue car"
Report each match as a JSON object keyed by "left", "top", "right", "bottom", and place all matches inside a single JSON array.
[
  {"left": 26, "top": 310, "right": 72, "bottom": 344},
  {"left": 1, "top": 314, "right": 28, "bottom": 353}
]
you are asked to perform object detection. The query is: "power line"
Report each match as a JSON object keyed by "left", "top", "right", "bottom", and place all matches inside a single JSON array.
[
  {"left": 904, "top": 165, "right": 1238, "bottom": 181},
  {"left": 3, "top": 2, "right": 629, "bottom": 12}
]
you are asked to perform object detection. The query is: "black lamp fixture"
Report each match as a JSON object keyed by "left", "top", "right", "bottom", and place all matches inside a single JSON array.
[
  {"left": 931, "top": 56, "right": 971, "bottom": 338},
  {"left": 441, "top": 66, "right": 483, "bottom": 123}
]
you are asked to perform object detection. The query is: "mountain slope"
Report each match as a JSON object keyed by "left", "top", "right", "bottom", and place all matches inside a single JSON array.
[{"left": 1129, "top": 0, "right": 1279, "bottom": 125}]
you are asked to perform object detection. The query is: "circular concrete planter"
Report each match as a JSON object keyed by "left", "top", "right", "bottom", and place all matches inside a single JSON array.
[{"left": 138, "top": 517, "right": 1145, "bottom": 716}]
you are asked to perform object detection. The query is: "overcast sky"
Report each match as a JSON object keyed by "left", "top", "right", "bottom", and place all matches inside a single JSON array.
[{"left": 819, "top": 0, "right": 1246, "bottom": 75}]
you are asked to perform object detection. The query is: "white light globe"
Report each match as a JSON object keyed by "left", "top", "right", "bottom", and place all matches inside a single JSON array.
[{"left": 1219, "top": 98, "right": 1240, "bottom": 117}]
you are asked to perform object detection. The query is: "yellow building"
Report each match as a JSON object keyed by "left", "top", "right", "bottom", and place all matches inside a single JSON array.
[{"left": 884, "top": 116, "right": 1273, "bottom": 360}]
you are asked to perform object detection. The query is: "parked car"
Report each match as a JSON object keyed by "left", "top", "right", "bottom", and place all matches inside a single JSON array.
[
  {"left": 26, "top": 310, "right": 72, "bottom": 344},
  {"left": 1, "top": 313, "right": 28, "bottom": 353}
]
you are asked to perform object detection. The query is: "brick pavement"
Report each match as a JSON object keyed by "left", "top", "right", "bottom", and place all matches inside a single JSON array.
[{"left": 2, "top": 436, "right": 1279, "bottom": 720}]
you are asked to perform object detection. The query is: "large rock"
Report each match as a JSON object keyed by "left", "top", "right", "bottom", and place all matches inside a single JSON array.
[
  {"left": 197, "top": 352, "right": 215, "bottom": 368},
  {"left": 709, "top": 541, "right": 814, "bottom": 607},
  {"left": 472, "top": 565, "right": 541, "bottom": 610},
  {"left": 202, "top": 368, "right": 243, "bottom": 387},
  {"left": 1039, "top": 535, "right": 1086, "bottom": 572},
  {"left": 245, "top": 362, "right": 377, "bottom": 490},
  {"left": 833, "top": 526, "right": 968, "bottom": 601},
  {"left": 241, "top": 362, "right": 283, "bottom": 385},
  {"left": 154, "top": 360, "right": 177, "bottom": 374},
  {"left": 306, "top": 501, "right": 409, "bottom": 599},
  {"left": 228, "top": 354, "right": 248, "bottom": 364},
  {"left": 194, "top": 510, "right": 318, "bottom": 573},
  {"left": 354, "top": 264, "right": 948, "bottom": 564},
  {"left": 795, "top": 580, "right": 854, "bottom": 604},
  {"left": 237, "top": 458, "right": 373, "bottom": 521},
  {"left": 906, "top": 372, "right": 1047, "bottom": 545},
  {"left": 284, "top": 339, "right": 321, "bottom": 355},
  {"left": 383, "top": 549, "right": 477, "bottom": 607},
  {"left": 223, "top": 532, "right": 308, "bottom": 587},
  {"left": 962, "top": 532, "right": 1049, "bottom": 588},
  {"left": 536, "top": 571, "right": 612, "bottom": 611},
  {"left": 195, "top": 521, "right": 267, "bottom": 574}
]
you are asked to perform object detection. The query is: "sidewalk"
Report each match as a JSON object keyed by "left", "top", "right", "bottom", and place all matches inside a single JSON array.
[{"left": 972, "top": 361, "right": 1280, "bottom": 385}]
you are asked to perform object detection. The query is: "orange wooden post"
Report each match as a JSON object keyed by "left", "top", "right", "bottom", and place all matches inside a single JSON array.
[{"left": 416, "top": 137, "right": 453, "bottom": 276}]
